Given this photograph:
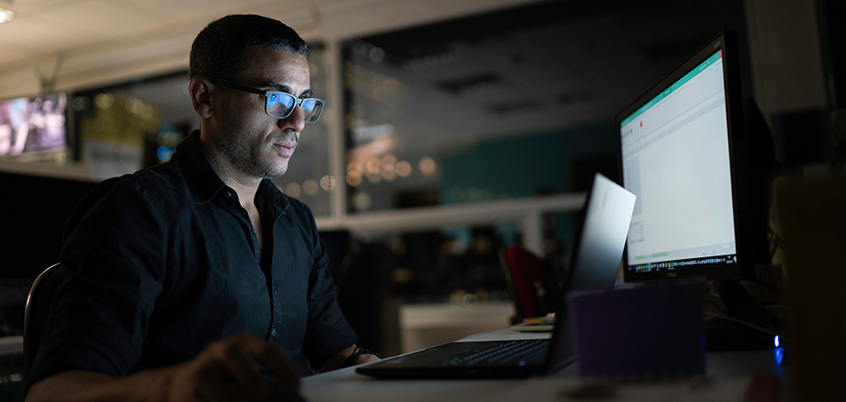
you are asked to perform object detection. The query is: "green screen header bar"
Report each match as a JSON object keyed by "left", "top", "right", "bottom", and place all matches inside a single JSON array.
[{"left": 621, "top": 51, "right": 722, "bottom": 128}]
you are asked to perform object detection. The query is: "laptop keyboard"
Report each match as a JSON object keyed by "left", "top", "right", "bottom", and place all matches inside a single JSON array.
[{"left": 443, "top": 339, "right": 550, "bottom": 366}]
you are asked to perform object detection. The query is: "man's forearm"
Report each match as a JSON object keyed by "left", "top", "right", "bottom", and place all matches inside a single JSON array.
[
  {"left": 26, "top": 368, "right": 172, "bottom": 402},
  {"left": 27, "top": 334, "right": 300, "bottom": 402}
]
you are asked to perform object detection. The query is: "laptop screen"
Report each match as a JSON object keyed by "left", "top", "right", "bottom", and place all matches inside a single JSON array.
[{"left": 546, "top": 173, "right": 636, "bottom": 373}]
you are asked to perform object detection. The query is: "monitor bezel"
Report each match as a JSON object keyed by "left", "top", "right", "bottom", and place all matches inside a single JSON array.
[{"left": 616, "top": 31, "right": 749, "bottom": 282}]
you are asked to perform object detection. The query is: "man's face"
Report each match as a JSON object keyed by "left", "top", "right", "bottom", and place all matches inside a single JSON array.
[{"left": 215, "top": 48, "right": 311, "bottom": 179}]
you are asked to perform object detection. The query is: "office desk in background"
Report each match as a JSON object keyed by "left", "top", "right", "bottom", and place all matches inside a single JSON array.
[
  {"left": 0, "top": 336, "right": 23, "bottom": 358},
  {"left": 0, "top": 336, "right": 24, "bottom": 401},
  {"left": 302, "top": 329, "right": 784, "bottom": 402}
]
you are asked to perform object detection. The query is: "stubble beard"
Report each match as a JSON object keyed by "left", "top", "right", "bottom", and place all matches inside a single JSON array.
[{"left": 218, "top": 106, "right": 297, "bottom": 179}]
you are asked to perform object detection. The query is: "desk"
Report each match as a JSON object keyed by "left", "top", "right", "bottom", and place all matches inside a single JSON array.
[{"left": 301, "top": 330, "right": 784, "bottom": 402}]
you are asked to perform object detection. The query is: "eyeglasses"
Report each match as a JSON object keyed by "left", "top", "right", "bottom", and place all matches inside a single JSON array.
[{"left": 207, "top": 77, "right": 325, "bottom": 123}]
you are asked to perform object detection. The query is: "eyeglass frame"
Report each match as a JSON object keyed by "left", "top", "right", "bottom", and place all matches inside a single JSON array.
[{"left": 206, "top": 77, "right": 325, "bottom": 123}]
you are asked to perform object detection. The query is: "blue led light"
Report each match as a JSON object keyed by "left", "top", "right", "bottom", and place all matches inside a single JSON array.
[
  {"left": 774, "top": 348, "right": 784, "bottom": 365},
  {"left": 157, "top": 146, "right": 172, "bottom": 162},
  {"left": 774, "top": 335, "right": 780, "bottom": 348}
]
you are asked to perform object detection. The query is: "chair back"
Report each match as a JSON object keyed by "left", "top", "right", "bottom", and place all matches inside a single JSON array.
[
  {"left": 24, "top": 263, "right": 62, "bottom": 376},
  {"left": 499, "top": 245, "right": 541, "bottom": 323}
]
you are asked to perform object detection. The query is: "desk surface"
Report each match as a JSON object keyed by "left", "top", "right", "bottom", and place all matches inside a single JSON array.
[{"left": 301, "top": 330, "right": 784, "bottom": 402}]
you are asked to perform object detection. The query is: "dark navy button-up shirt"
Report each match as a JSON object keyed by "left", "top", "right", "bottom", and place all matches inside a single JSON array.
[{"left": 29, "top": 131, "right": 357, "bottom": 386}]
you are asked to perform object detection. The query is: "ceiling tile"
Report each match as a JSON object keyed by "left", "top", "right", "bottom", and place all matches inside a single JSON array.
[
  {"left": 1, "top": 0, "right": 70, "bottom": 13},
  {"left": 118, "top": 0, "right": 246, "bottom": 23},
  {"left": 0, "top": 47, "right": 30, "bottom": 67},
  {"left": 34, "top": 0, "right": 172, "bottom": 37},
  {"left": 0, "top": 15, "right": 100, "bottom": 52}
]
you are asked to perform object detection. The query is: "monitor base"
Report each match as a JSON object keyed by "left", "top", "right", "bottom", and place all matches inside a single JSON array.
[
  {"left": 704, "top": 316, "right": 777, "bottom": 351},
  {"left": 705, "top": 280, "right": 781, "bottom": 351}
]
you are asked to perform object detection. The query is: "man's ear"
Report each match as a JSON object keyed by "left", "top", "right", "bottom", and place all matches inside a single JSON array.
[{"left": 189, "top": 77, "right": 213, "bottom": 119}]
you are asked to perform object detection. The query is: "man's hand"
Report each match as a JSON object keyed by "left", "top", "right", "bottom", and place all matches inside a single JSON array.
[
  {"left": 26, "top": 333, "right": 300, "bottom": 402},
  {"left": 163, "top": 333, "right": 300, "bottom": 402},
  {"left": 315, "top": 344, "right": 381, "bottom": 374},
  {"left": 352, "top": 352, "right": 380, "bottom": 366}
]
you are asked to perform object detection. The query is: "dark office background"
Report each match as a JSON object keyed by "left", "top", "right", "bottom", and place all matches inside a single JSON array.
[{"left": 0, "top": 0, "right": 844, "bottom": 360}]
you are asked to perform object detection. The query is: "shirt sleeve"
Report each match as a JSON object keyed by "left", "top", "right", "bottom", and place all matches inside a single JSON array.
[
  {"left": 27, "top": 176, "right": 168, "bottom": 388},
  {"left": 299, "top": 209, "right": 358, "bottom": 369}
]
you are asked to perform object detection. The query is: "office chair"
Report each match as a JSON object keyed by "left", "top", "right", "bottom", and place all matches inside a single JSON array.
[
  {"left": 499, "top": 245, "right": 542, "bottom": 324},
  {"left": 23, "top": 263, "right": 62, "bottom": 376}
]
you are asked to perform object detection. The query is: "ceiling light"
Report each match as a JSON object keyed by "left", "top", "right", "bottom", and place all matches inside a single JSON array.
[{"left": 0, "top": 8, "right": 15, "bottom": 24}]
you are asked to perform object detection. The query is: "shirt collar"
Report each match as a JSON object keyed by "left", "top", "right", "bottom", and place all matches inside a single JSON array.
[
  {"left": 257, "top": 176, "right": 290, "bottom": 214},
  {"left": 174, "top": 131, "right": 290, "bottom": 212}
]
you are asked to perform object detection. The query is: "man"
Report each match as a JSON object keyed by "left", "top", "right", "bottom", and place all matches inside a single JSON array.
[{"left": 26, "top": 14, "right": 378, "bottom": 402}]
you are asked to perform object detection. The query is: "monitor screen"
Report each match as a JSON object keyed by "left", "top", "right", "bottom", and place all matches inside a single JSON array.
[
  {"left": 0, "top": 93, "right": 67, "bottom": 157},
  {"left": 617, "top": 32, "right": 745, "bottom": 281}
]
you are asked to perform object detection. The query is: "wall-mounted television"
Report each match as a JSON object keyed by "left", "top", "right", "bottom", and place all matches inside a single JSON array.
[{"left": 0, "top": 92, "right": 68, "bottom": 159}]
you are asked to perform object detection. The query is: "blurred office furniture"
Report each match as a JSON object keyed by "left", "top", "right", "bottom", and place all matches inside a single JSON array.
[
  {"left": 0, "top": 279, "right": 28, "bottom": 338},
  {"left": 0, "top": 336, "right": 24, "bottom": 401},
  {"left": 23, "top": 263, "right": 61, "bottom": 376},
  {"left": 0, "top": 278, "right": 27, "bottom": 400},
  {"left": 0, "top": 337, "right": 23, "bottom": 359},
  {"left": 398, "top": 302, "right": 514, "bottom": 354},
  {"left": 500, "top": 245, "right": 541, "bottom": 323},
  {"left": 500, "top": 245, "right": 561, "bottom": 324}
]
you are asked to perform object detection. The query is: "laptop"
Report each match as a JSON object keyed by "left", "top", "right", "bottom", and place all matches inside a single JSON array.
[{"left": 357, "top": 173, "right": 636, "bottom": 378}]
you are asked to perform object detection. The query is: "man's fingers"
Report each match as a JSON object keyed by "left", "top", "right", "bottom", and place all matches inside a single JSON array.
[
  {"left": 228, "top": 334, "right": 301, "bottom": 394},
  {"left": 218, "top": 346, "right": 272, "bottom": 401},
  {"left": 198, "top": 364, "right": 246, "bottom": 402},
  {"left": 355, "top": 353, "right": 381, "bottom": 365},
  {"left": 167, "top": 334, "right": 299, "bottom": 402}
]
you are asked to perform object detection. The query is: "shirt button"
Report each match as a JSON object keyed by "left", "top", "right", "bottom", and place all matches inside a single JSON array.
[
  {"left": 271, "top": 328, "right": 278, "bottom": 337},
  {"left": 251, "top": 227, "right": 257, "bottom": 234},
  {"left": 223, "top": 191, "right": 233, "bottom": 199}
]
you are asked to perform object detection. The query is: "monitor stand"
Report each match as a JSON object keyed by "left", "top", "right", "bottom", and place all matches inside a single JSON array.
[{"left": 704, "top": 280, "right": 780, "bottom": 351}]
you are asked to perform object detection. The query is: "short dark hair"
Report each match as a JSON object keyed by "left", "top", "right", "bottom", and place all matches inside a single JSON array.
[{"left": 189, "top": 14, "right": 309, "bottom": 79}]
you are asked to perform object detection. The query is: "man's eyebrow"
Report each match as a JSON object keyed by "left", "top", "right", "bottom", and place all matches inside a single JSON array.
[{"left": 259, "top": 82, "right": 314, "bottom": 97}]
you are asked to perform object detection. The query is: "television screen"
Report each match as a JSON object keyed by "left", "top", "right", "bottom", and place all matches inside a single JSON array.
[{"left": 0, "top": 93, "right": 67, "bottom": 157}]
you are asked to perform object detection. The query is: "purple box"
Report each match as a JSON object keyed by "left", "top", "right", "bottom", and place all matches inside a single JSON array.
[{"left": 567, "top": 282, "right": 706, "bottom": 380}]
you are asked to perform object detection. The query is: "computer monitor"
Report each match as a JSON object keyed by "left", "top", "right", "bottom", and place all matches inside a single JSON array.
[
  {"left": 616, "top": 31, "right": 756, "bottom": 282},
  {"left": 616, "top": 31, "right": 777, "bottom": 349}
]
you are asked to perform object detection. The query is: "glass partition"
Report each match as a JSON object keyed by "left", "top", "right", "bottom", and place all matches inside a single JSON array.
[
  {"left": 341, "top": 1, "right": 748, "bottom": 213},
  {"left": 341, "top": 3, "right": 622, "bottom": 213}
]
